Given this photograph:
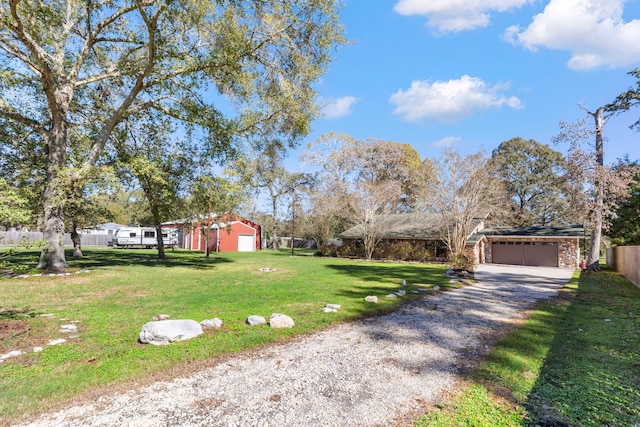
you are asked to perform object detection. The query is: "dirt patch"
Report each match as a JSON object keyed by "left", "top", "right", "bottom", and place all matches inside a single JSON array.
[{"left": 0, "top": 320, "right": 30, "bottom": 341}]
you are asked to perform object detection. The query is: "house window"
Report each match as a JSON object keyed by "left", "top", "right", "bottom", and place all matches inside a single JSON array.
[
  {"left": 129, "top": 232, "right": 137, "bottom": 237},
  {"left": 144, "top": 231, "right": 155, "bottom": 238},
  {"left": 108, "top": 230, "right": 113, "bottom": 235}
]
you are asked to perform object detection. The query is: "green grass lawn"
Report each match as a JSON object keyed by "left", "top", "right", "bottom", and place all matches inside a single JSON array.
[
  {"left": 0, "top": 248, "right": 451, "bottom": 422},
  {"left": 413, "top": 267, "right": 640, "bottom": 427}
]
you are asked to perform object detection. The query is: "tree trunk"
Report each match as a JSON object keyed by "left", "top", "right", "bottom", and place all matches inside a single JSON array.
[
  {"left": 154, "top": 224, "right": 166, "bottom": 260},
  {"left": 71, "top": 224, "right": 83, "bottom": 258},
  {"left": 586, "top": 107, "right": 605, "bottom": 271},
  {"left": 271, "top": 196, "right": 278, "bottom": 250},
  {"left": 37, "top": 126, "right": 68, "bottom": 271}
]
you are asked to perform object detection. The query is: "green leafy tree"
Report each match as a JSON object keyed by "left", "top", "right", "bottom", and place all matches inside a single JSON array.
[
  {"left": 491, "top": 137, "right": 568, "bottom": 226},
  {"left": 608, "top": 158, "right": 640, "bottom": 246},
  {"left": 607, "top": 69, "right": 640, "bottom": 129},
  {"left": 115, "top": 116, "right": 195, "bottom": 260},
  {"left": 190, "top": 175, "right": 247, "bottom": 257},
  {"left": 0, "top": 178, "right": 31, "bottom": 229},
  {"left": 0, "top": 0, "right": 344, "bottom": 270}
]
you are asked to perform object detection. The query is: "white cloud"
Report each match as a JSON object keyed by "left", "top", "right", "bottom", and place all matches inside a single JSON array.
[
  {"left": 432, "top": 136, "right": 462, "bottom": 148},
  {"left": 389, "top": 75, "right": 523, "bottom": 123},
  {"left": 320, "top": 96, "right": 359, "bottom": 119},
  {"left": 505, "top": 0, "right": 640, "bottom": 69},
  {"left": 393, "top": 0, "right": 531, "bottom": 33}
]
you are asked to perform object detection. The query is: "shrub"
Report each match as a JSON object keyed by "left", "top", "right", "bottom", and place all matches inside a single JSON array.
[{"left": 451, "top": 251, "right": 473, "bottom": 270}]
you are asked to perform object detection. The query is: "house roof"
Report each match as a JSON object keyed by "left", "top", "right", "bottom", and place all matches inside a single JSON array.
[
  {"left": 478, "top": 225, "right": 585, "bottom": 239},
  {"left": 340, "top": 214, "right": 585, "bottom": 244},
  {"left": 339, "top": 213, "right": 485, "bottom": 240}
]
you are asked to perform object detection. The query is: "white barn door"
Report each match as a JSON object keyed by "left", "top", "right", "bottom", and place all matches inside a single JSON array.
[{"left": 238, "top": 234, "right": 255, "bottom": 252}]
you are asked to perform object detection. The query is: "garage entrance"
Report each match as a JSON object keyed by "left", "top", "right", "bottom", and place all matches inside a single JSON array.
[
  {"left": 238, "top": 234, "right": 255, "bottom": 252},
  {"left": 492, "top": 241, "right": 558, "bottom": 267}
]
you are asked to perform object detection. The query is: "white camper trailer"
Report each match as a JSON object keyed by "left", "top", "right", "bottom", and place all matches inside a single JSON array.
[{"left": 112, "top": 227, "right": 178, "bottom": 248}]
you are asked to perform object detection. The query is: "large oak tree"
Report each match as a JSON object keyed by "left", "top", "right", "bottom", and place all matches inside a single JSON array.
[
  {"left": 0, "top": 0, "right": 343, "bottom": 270},
  {"left": 491, "top": 137, "right": 568, "bottom": 226}
]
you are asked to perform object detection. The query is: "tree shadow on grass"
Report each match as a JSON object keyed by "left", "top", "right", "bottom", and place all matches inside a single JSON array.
[
  {"left": 325, "top": 262, "right": 448, "bottom": 286},
  {"left": 2, "top": 248, "right": 233, "bottom": 273},
  {"left": 521, "top": 270, "right": 640, "bottom": 427}
]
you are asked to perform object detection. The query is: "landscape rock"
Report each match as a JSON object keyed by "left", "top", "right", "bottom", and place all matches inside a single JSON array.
[
  {"left": 153, "top": 314, "right": 170, "bottom": 321},
  {"left": 1, "top": 350, "right": 23, "bottom": 360},
  {"left": 47, "top": 339, "right": 66, "bottom": 346},
  {"left": 401, "top": 279, "right": 407, "bottom": 286},
  {"left": 200, "top": 318, "right": 223, "bottom": 329},
  {"left": 139, "top": 319, "right": 203, "bottom": 346},
  {"left": 365, "top": 296, "right": 378, "bottom": 303},
  {"left": 325, "top": 304, "right": 341, "bottom": 310},
  {"left": 322, "top": 307, "right": 338, "bottom": 313},
  {"left": 269, "top": 313, "right": 294, "bottom": 328},
  {"left": 385, "top": 294, "right": 398, "bottom": 299},
  {"left": 246, "top": 315, "right": 267, "bottom": 326},
  {"left": 60, "top": 324, "right": 78, "bottom": 333},
  {"left": 396, "top": 290, "right": 406, "bottom": 296}
]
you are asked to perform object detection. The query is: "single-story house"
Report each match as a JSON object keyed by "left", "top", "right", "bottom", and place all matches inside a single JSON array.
[
  {"left": 338, "top": 213, "right": 584, "bottom": 269},
  {"left": 163, "top": 214, "right": 261, "bottom": 253}
]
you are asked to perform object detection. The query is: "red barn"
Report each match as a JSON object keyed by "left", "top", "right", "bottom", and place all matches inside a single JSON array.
[{"left": 163, "top": 215, "right": 261, "bottom": 253}]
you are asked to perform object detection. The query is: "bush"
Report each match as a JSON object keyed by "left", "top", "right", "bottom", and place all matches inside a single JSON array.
[{"left": 450, "top": 252, "right": 473, "bottom": 270}]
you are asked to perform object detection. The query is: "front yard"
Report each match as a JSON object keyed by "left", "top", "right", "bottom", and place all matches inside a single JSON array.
[{"left": 0, "top": 248, "right": 451, "bottom": 422}]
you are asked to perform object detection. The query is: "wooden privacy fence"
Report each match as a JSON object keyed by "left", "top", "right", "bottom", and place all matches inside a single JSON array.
[
  {"left": 606, "top": 246, "right": 640, "bottom": 288},
  {"left": 0, "top": 231, "right": 111, "bottom": 247}
]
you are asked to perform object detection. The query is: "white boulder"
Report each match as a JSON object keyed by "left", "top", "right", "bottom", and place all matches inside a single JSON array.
[
  {"left": 246, "top": 315, "right": 267, "bottom": 326},
  {"left": 200, "top": 318, "right": 223, "bottom": 329},
  {"left": 139, "top": 319, "right": 203, "bottom": 345},
  {"left": 269, "top": 313, "right": 294, "bottom": 328}
]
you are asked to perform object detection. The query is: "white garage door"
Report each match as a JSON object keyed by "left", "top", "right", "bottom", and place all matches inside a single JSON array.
[{"left": 238, "top": 234, "right": 255, "bottom": 252}]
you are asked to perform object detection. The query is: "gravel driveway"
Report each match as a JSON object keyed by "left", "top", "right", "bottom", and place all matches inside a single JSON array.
[{"left": 17, "top": 264, "right": 574, "bottom": 427}]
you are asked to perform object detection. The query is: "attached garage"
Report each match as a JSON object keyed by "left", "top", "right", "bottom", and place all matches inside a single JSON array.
[
  {"left": 481, "top": 225, "right": 584, "bottom": 269},
  {"left": 492, "top": 241, "right": 558, "bottom": 267}
]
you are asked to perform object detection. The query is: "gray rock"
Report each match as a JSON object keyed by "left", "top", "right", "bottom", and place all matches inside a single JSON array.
[
  {"left": 396, "top": 290, "right": 406, "bottom": 296},
  {"left": 269, "top": 313, "right": 294, "bottom": 328},
  {"left": 385, "top": 294, "right": 398, "bottom": 299},
  {"left": 200, "top": 318, "right": 223, "bottom": 329},
  {"left": 322, "top": 307, "right": 338, "bottom": 313},
  {"left": 401, "top": 279, "right": 407, "bottom": 286},
  {"left": 60, "top": 324, "right": 78, "bottom": 333},
  {"left": 139, "top": 319, "right": 203, "bottom": 345},
  {"left": 325, "top": 304, "right": 341, "bottom": 310},
  {"left": 246, "top": 315, "right": 267, "bottom": 326},
  {"left": 365, "top": 296, "right": 378, "bottom": 303}
]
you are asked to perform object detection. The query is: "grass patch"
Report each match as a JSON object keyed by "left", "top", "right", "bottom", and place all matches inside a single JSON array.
[
  {"left": 0, "top": 248, "right": 453, "bottom": 422},
  {"left": 413, "top": 267, "right": 640, "bottom": 427}
]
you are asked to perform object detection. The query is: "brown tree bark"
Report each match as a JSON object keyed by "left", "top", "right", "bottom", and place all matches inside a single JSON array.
[
  {"left": 37, "top": 111, "right": 69, "bottom": 271},
  {"left": 70, "top": 225, "right": 83, "bottom": 258}
]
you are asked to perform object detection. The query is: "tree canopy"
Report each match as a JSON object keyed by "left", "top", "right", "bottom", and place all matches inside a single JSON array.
[
  {"left": 491, "top": 137, "right": 568, "bottom": 226},
  {"left": 0, "top": 0, "right": 344, "bottom": 270}
]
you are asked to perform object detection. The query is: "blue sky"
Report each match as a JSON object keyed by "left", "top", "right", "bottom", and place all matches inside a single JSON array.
[{"left": 292, "top": 0, "right": 640, "bottom": 171}]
